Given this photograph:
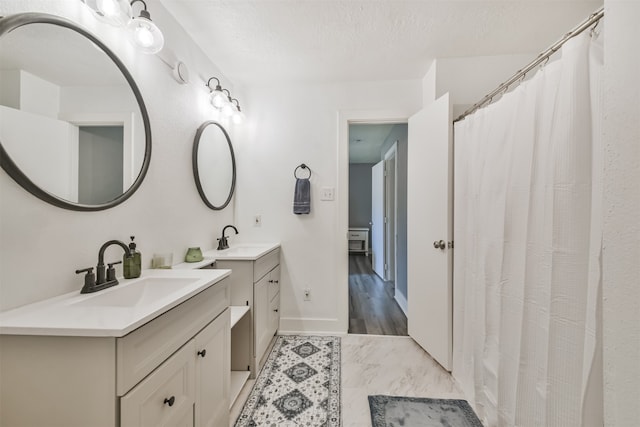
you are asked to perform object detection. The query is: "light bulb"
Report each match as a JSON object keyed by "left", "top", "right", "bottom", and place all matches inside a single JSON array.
[
  {"left": 232, "top": 110, "right": 244, "bottom": 124},
  {"left": 211, "top": 91, "right": 227, "bottom": 109},
  {"left": 222, "top": 102, "right": 235, "bottom": 117},
  {"left": 134, "top": 25, "right": 154, "bottom": 47},
  {"left": 127, "top": 15, "right": 164, "bottom": 54},
  {"left": 85, "top": 0, "right": 131, "bottom": 27},
  {"left": 98, "top": 0, "right": 118, "bottom": 16}
]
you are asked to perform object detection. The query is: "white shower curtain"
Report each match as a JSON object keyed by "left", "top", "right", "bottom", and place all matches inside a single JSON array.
[{"left": 453, "top": 29, "right": 603, "bottom": 427}]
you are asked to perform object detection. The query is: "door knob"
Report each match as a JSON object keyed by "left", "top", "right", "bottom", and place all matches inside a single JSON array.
[{"left": 433, "top": 240, "right": 446, "bottom": 250}]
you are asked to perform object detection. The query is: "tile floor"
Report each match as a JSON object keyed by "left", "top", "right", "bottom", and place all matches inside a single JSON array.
[{"left": 230, "top": 334, "right": 464, "bottom": 426}]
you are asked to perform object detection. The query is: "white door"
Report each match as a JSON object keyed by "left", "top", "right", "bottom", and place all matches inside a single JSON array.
[
  {"left": 407, "top": 93, "right": 453, "bottom": 371},
  {"left": 384, "top": 155, "right": 396, "bottom": 283},
  {"left": 371, "top": 161, "right": 385, "bottom": 278}
]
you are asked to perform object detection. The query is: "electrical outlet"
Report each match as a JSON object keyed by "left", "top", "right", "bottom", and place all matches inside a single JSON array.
[
  {"left": 303, "top": 289, "right": 311, "bottom": 301},
  {"left": 254, "top": 215, "right": 262, "bottom": 227}
]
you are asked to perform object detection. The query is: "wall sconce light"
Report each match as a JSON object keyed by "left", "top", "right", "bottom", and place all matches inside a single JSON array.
[
  {"left": 221, "top": 89, "right": 235, "bottom": 117},
  {"left": 82, "top": 0, "right": 132, "bottom": 27},
  {"left": 127, "top": 0, "right": 164, "bottom": 54},
  {"left": 205, "top": 77, "right": 245, "bottom": 123},
  {"left": 207, "top": 77, "right": 228, "bottom": 109},
  {"left": 231, "top": 99, "right": 245, "bottom": 124}
]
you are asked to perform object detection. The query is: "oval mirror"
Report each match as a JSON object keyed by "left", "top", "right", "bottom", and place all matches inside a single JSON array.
[
  {"left": 0, "top": 13, "right": 151, "bottom": 211},
  {"left": 192, "top": 121, "right": 236, "bottom": 210}
]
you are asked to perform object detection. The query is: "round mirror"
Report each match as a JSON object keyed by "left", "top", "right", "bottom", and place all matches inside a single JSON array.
[
  {"left": 192, "top": 121, "right": 236, "bottom": 210},
  {"left": 0, "top": 13, "right": 151, "bottom": 211}
]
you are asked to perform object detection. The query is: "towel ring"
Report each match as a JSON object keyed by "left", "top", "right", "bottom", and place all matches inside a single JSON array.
[{"left": 294, "top": 164, "right": 312, "bottom": 179}]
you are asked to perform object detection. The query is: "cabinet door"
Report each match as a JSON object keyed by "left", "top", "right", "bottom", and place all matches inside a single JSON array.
[
  {"left": 121, "top": 340, "right": 195, "bottom": 427},
  {"left": 254, "top": 274, "right": 271, "bottom": 363},
  {"left": 268, "top": 266, "right": 280, "bottom": 337},
  {"left": 194, "top": 309, "right": 230, "bottom": 427},
  {"left": 269, "top": 292, "right": 280, "bottom": 338}
]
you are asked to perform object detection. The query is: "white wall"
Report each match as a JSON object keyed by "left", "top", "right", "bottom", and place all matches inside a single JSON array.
[
  {"left": 0, "top": 69, "right": 20, "bottom": 109},
  {"left": 60, "top": 85, "right": 145, "bottom": 187},
  {"left": 234, "top": 80, "right": 421, "bottom": 332},
  {"left": 0, "top": 0, "right": 238, "bottom": 311},
  {"left": 0, "top": 106, "right": 77, "bottom": 200},
  {"left": 0, "top": 69, "right": 62, "bottom": 118},
  {"left": 602, "top": 0, "right": 640, "bottom": 425},
  {"left": 348, "top": 163, "right": 374, "bottom": 230},
  {"left": 20, "top": 70, "right": 61, "bottom": 118}
]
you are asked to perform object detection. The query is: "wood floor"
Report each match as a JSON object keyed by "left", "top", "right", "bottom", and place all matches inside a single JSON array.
[{"left": 348, "top": 254, "right": 408, "bottom": 336}]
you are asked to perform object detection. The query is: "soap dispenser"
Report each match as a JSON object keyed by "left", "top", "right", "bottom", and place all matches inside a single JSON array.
[{"left": 123, "top": 236, "right": 142, "bottom": 279}]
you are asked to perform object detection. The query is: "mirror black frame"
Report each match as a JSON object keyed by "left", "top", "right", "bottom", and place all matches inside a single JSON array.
[
  {"left": 192, "top": 121, "right": 236, "bottom": 210},
  {"left": 0, "top": 12, "right": 152, "bottom": 211}
]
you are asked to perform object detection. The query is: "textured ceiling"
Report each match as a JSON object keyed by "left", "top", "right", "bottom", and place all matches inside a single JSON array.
[{"left": 159, "top": 0, "right": 602, "bottom": 85}]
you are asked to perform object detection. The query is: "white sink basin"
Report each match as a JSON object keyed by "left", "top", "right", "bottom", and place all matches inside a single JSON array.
[
  {"left": 0, "top": 269, "right": 231, "bottom": 337},
  {"left": 73, "top": 277, "right": 199, "bottom": 308},
  {"left": 220, "top": 246, "right": 265, "bottom": 255},
  {"left": 206, "top": 243, "right": 280, "bottom": 260}
]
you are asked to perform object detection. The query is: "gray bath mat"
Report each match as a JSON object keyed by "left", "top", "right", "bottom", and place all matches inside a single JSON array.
[{"left": 368, "top": 395, "right": 483, "bottom": 427}]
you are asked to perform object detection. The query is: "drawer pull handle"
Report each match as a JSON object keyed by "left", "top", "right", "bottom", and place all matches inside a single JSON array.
[
  {"left": 268, "top": 280, "right": 274, "bottom": 283},
  {"left": 164, "top": 396, "right": 176, "bottom": 407},
  {"left": 273, "top": 308, "right": 279, "bottom": 313},
  {"left": 197, "top": 349, "right": 207, "bottom": 358},
  {"left": 273, "top": 280, "right": 279, "bottom": 284}
]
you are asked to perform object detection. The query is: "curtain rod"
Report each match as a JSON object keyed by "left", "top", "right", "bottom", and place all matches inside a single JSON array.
[{"left": 453, "top": 6, "right": 604, "bottom": 123}]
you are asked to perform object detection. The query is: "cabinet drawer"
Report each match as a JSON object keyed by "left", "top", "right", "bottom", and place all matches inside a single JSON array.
[
  {"left": 253, "top": 248, "right": 280, "bottom": 282},
  {"left": 120, "top": 340, "right": 195, "bottom": 427},
  {"left": 117, "top": 278, "right": 230, "bottom": 395},
  {"left": 348, "top": 231, "right": 367, "bottom": 240}
]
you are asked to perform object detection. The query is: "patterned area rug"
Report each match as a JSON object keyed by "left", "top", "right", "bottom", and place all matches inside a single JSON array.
[
  {"left": 234, "top": 335, "right": 341, "bottom": 427},
  {"left": 368, "top": 395, "right": 483, "bottom": 427}
]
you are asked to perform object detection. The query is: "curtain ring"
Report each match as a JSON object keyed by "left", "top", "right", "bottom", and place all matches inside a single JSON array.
[
  {"left": 590, "top": 20, "right": 601, "bottom": 38},
  {"left": 294, "top": 164, "right": 312, "bottom": 179},
  {"left": 539, "top": 56, "right": 550, "bottom": 70}
]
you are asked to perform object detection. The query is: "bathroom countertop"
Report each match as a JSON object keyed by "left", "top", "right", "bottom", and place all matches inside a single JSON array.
[
  {"left": 0, "top": 268, "right": 231, "bottom": 337},
  {"left": 172, "top": 257, "right": 216, "bottom": 270},
  {"left": 202, "top": 242, "right": 280, "bottom": 261}
]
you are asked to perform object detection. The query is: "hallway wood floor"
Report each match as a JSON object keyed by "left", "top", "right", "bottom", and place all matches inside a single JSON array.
[{"left": 348, "top": 254, "right": 408, "bottom": 335}]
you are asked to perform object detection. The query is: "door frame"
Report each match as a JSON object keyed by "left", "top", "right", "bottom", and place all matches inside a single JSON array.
[
  {"left": 383, "top": 142, "right": 398, "bottom": 287},
  {"left": 337, "top": 109, "right": 410, "bottom": 333}
]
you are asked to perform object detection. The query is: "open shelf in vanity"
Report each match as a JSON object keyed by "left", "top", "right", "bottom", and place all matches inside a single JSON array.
[
  {"left": 175, "top": 243, "right": 280, "bottom": 408},
  {"left": 229, "top": 304, "right": 251, "bottom": 406},
  {"left": 230, "top": 305, "right": 251, "bottom": 327}
]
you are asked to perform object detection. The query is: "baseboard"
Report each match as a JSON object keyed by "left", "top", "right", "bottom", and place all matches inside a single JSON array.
[
  {"left": 395, "top": 290, "right": 408, "bottom": 316},
  {"left": 279, "top": 317, "right": 347, "bottom": 335}
]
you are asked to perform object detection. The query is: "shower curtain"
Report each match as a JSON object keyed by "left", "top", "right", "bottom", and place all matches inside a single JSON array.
[{"left": 452, "top": 29, "right": 603, "bottom": 427}]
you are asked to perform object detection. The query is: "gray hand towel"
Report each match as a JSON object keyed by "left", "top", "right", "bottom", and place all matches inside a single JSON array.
[{"left": 293, "top": 178, "right": 311, "bottom": 214}]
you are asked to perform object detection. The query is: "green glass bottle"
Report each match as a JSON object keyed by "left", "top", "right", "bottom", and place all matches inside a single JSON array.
[{"left": 123, "top": 236, "right": 142, "bottom": 279}]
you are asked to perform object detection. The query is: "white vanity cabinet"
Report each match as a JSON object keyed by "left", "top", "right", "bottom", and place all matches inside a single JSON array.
[
  {"left": 121, "top": 310, "right": 230, "bottom": 427},
  {"left": 0, "top": 275, "right": 230, "bottom": 427},
  {"left": 214, "top": 247, "right": 280, "bottom": 385}
]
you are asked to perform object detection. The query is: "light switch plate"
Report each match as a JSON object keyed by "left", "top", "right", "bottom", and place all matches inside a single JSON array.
[{"left": 320, "top": 187, "right": 335, "bottom": 201}]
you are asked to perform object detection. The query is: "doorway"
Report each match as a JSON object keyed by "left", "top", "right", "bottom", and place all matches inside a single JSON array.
[
  {"left": 347, "top": 123, "right": 408, "bottom": 335},
  {"left": 78, "top": 125, "right": 124, "bottom": 204}
]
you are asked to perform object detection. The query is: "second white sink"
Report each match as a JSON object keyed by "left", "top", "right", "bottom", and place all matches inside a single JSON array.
[{"left": 205, "top": 243, "right": 280, "bottom": 261}]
